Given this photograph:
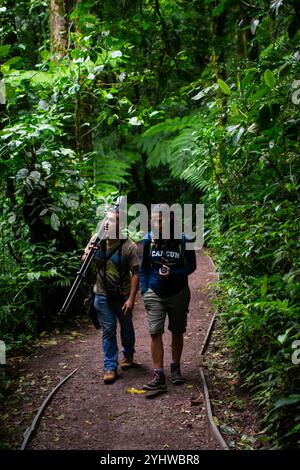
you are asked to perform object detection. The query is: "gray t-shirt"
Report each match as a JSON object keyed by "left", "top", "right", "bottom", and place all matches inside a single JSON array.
[{"left": 93, "top": 239, "right": 139, "bottom": 296}]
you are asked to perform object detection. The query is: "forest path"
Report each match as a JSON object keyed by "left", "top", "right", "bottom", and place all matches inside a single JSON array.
[{"left": 17, "top": 251, "right": 221, "bottom": 450}]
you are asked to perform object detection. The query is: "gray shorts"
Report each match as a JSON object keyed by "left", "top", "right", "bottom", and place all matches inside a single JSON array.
[{"left": 142, "top": 286, "right": 191, "bottom": 335}]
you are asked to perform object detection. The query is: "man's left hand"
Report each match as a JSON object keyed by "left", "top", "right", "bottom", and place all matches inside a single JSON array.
[{"left": 122, "top": 298, "right": 134, "bottom": 315}]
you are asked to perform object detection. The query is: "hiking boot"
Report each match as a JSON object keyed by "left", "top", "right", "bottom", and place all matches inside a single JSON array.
[
  {"left": 171, "top": 363, "right": 185, "bottom": 385},
  {"left": 103, "top": 369, "right": 117, "bottom": 384},
  {"left": 120, "top": 356, "right": 134, "bottom": 370},
  {"left": 143, "top": 371, "right": 167, "bottom": 391}
]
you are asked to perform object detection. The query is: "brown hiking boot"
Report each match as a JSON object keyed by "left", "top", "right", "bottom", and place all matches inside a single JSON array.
[
  {"left": 120, "top": 356, "right": 134, "bottom": 370},
  {"left": 103, "top": 370, "right": 117, "bottom": 384}
]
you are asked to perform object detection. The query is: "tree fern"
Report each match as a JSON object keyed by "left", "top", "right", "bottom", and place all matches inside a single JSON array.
[
  {"left": 92, "top": 132, "right": 141, "bottom": 190},
  {"left": 136, "top": 112, "right": 214, "bottom": 188}
]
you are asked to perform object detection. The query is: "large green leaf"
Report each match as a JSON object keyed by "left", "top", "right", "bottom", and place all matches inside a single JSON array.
[
  {"left": 264, "top": 69, "right": 276, "bottom": 88},
  {"left": 217, "top": 79, "right": 231, "bottom": 95},
  {"left": 0, "top": 45, "right": 11, "bottom": 59},
  {"left": 50, "top": 213, "right": 60, "bottom": 231},
  {"left": 274, "top": 395, "right": 300, "bottom": 409}
]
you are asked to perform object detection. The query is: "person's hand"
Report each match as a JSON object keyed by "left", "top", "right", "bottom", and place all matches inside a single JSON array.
[
  {"left": 122, "top": 298, "right": 134, "bottom": 315},
  {"left": 159, "top": 265, "right": 171, "bottom": 278},
  {"left": 81, "top": 244, "right": 98, "bottom": 261}
]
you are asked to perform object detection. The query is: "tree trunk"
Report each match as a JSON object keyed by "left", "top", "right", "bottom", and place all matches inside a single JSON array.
[{"left": 50, "top": 0, "right": 67, "bottom": 59}]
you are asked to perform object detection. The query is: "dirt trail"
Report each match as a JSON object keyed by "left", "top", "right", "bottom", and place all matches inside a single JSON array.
[{"left": 20, "top": 251, "right": 221, "bottom": 450}]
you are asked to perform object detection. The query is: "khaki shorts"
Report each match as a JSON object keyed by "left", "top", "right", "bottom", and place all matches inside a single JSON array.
[{"left": 142, "top": 286, "right": 191, "bottom": 335}]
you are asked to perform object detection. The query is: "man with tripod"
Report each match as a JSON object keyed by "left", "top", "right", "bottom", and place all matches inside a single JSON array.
[{"left": 82, "top": 205, "right": 139, "bottom": 384}]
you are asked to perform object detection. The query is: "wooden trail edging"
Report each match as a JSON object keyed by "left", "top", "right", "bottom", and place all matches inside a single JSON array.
[
  {"left": 199, "top": 254, "right": 229, "bottom": 450},
  {"left": 20, "top": 368, "right": 78, "bottom": 450}
]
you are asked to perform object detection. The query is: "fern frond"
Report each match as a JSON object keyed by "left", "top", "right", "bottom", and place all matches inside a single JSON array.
[
  {"left": 136, "top": 111, "right": 215, "bottom": 191},
  {"left": 93, "top": 132, "right": 141, "bottom": 186}
]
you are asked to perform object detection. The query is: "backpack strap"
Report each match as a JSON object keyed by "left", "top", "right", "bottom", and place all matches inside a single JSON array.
[
  {"left": 144, "top": 232, "right": 153, "bottom": 268},
  {"left": 97, "top": 239, "right": 127, "bottom": 291},
  {"left": 179, "top": 234, "right": 187, "bottom": 265},
  {"left": 117, "top": 239, "right": 127, "bottom": 285},
  {"left": 102, "top": 239, "right": 107, "bottom": 290}
]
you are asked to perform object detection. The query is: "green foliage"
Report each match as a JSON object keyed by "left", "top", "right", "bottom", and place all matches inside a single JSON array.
[
  {"left": 0, "top": 0, "right": 299, "bottom": 449},
  {"left": 0, "top": 236, "right": 82, "bottom": 348}
]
